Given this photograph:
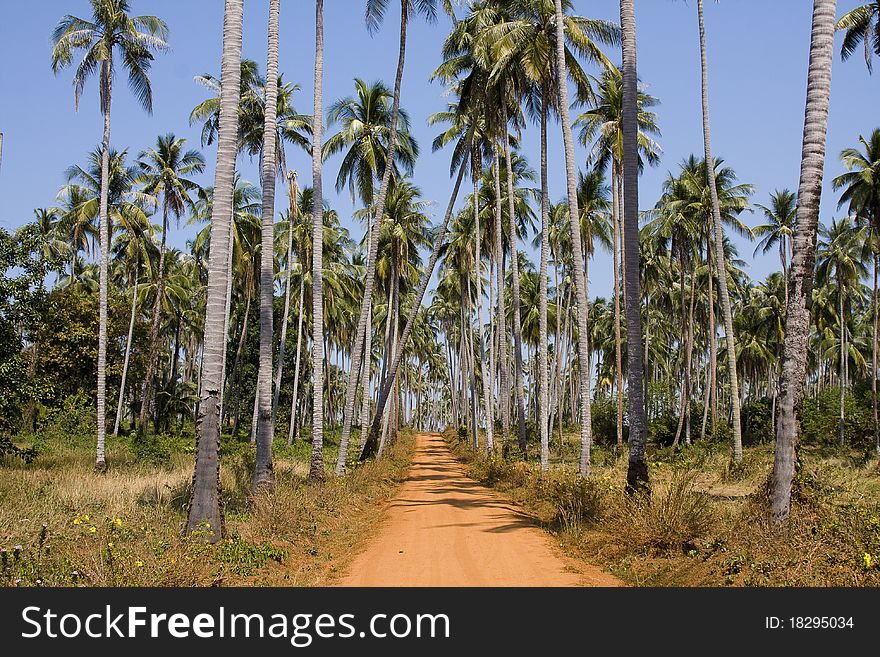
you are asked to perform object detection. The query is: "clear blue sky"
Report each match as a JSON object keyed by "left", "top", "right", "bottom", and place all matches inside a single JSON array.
[{"left": 0, "top": 0, "right": 876, "bottom": 299}]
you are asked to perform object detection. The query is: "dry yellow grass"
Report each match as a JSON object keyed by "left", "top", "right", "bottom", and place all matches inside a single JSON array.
[
  {"left": 448, "top": 431, "right": 880, "bottom": 587},
  {"left": 0, "top": 434, "right": 414, "bottom": 587}
]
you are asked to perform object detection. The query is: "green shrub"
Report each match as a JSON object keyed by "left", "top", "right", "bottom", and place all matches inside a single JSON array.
[{"left": 215, "top": 536, "right": 286, "bottom": 577}]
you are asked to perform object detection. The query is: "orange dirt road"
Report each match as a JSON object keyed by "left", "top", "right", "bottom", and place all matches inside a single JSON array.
[{"left": 338, "top": 433, "right": 620, "bottom": 587}]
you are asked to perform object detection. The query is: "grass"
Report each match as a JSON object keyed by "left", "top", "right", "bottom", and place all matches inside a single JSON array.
[
  {"left": 447, "top": 430, "right": 880, "bottom": 587},
  {"left": 0, "top": 428, "right": 414, "bottom": 587}
]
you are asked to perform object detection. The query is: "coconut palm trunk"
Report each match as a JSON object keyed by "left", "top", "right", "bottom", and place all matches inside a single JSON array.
[
  {"left": 620, "top": 0, "right": 649, "bottom": 492},
  {"left": 493, "top": 149, "right": 511, "bottom": 441},
  {"left": 612, "top": 160, "right": 624, "bottom": 449},
  {"left": 539, "top": 88, "right": 551, "bottom": 471},
  {"left": 114, "top": 258, "right": 139, "bottom": 436},
  {"left": 473, "top": 146, "right": 494, "bottom": 452},
  {"left": 696, "top": 0, "right": 743, "bottom": 461},
  {"left": 839, "top": 280, "right": 846, "bottom": 445},
  {"left": 553, "top": 0, "right": 593, "bottom": 476},
  {"left": 254, "top": 0, "right": 281, "bottom": 491},
  {"left": 287, "top": 271, "right": 306, "bottom": 445},
  {"left": 186, "top": 0, "right": 244, "bottom": 538},
  {"left": 273, "top": 172, "right": 299, "bottom": 424},
  {"left": 362, "top": 140, "right": 473, "bottom": 459},
  {"left": 771, "top": 0, "right": 837, "bottom": 523},
  {"left": 874, "top": 252, "right": 879, "bottom": 453},
  {"left": 138, "top": 203, "right": 170, "bottom": 436},
  {"left": 336, "top": 0, "right": 409, "bottom": 475},
  {"left": 309, "top": 0, "right": 326, "bottom": 483},
  {"left": 94, "top": 57, "right": 113, "bottom": 471},
  {"left": 502, "top": 113, "right": 528, "bottom": 455}
]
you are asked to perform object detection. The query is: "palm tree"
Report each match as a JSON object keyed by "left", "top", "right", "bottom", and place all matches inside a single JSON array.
[
  {"left": 190, "top": 59, "right": 311, "bottom": 163},
  {"left": 619, "top": 0, "right": 650, "bottom": 491},
  {"left": 692, "top": 0, "right": 745, "bottom": 462},
  {"left": 324, "top": 77, "right": 419, "bottom": 472},
  {"left": 135, "top": 135, "right": 205, "bottom": 437},
  {"left": 576, "top": 65, "right": 661, "bottom": 451},
  {"left": 816, "top": 217, "right": 869, "bottom": 444},
  {"left": 834, "top": 128, "right": 880, "bottom": 452},
  {"left": 186, "top": 0, "right": 245, "bottom": 539},
  {"left": 309, "top": 0, "right": 327, "bottom": 483},
  {"left": 254, "top": 0, "right": 281, "bottom": 492},
  {"left": 51, "top": 0, "right": 168, "bottom": 469},
  {"left": 550, "top": 0, "right": 594, "bottom": 476},
  {"left": 771, "top": 0, "right": 838, "bottom": 524},
  {"left": 111, "top": 195, "right": 155, "bottom": 437},
  {"left": 754, "top": 189, "right": 797, "bottom": 307},
  {"left": 837, "top": 2, "right": 880, "bottom": 72},
  {"left": 339, "top": 0, "right": 441, "bottom": 473}
]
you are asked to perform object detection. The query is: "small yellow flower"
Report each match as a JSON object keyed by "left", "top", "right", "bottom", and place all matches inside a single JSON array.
[
  {"left": 864, "top": 553, "right": 873, "bottom": 569},
  {"left": 112, "top": 518, "right": 122, "bottom": 527},
  {"left": 72, "top": 518, "right": 82, "bottom": 526},
  {"left": 107, "top": 542, "right": 114, "bottom": 549},
  {"left": 89, "top": 526, "right": 97, "bottom": 533},
  {"left": 82, "top": 515, "right": 89, "bottom": 521},
  {"left": 135, "top": 560, "right": 144, "bottom": 568}
]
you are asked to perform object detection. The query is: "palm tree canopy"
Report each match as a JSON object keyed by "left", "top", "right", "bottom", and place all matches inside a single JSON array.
[
  {"left": 323, "top": 78, "right": 419, "bottom": 206},
  {"left": 51, "top": 0, "right": 169, "bottom": 113}
]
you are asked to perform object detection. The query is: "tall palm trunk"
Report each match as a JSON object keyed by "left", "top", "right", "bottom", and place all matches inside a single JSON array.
[
  {"left": 620, "top": 0, "right": 649, "bottom": 492},
  {"left": 493, "top": 149, "right": 511, "bottom": 441},
  {"left": 254, "top": 0, "right": 281, "bottom": 491},
  {"left": 700, "top": 238, "right": 715, "bottom": 441},
  {"left": 839, "top": 280, "right": 846, "bottom": 445},
  {"left": 337, "top": 0, "right": 409, "bottom": 474},
  {"left": 308, "top": 0, "right": 326, "bottom": 483},
  {"left": 554, "top": 0, "right": 593, "bottom": 476},
  {"left": 362, "top": 141, "right": 473, "bottom": 458},
  {"left": 612, "top": 160, "right": 624, "bottom": 449},
  {"left": 219, "top": 214, "right": 236, "bottom": 424},
  {"left": 273, "top": 172, "right": 299, "bottom": 423},
  {"left": 503, "top": 114, "right": 528, "bottom": 455},
  {"left": 138, "top": 203, "right": 169, "bottom": 437},
  {"left": 287, "top": 270, "right": 306, "bottom": 444},
  {"left": 696, "top": 0, "right": 743, "bottom": 461},
  {"left": 359, "top": 281, "right": 373, "bottom": 448},
  {"left": 473, "top": 146, "right": 494, "bottom": 453},
  {"left": 873, "top": 252, "right": 879, "bottom": 453},
  {"left": 771, "top": 0, "right": 837, "bottom": 523},
  {"left": 538, "top": 88, "right": 551, "bottom": 471},
  {"left": 187, "top": 0, "right": 244, "bottom": 538},
  {"left": 114, "top": 258, "right": 139, "bottom": 436},
  {"left": 94, "top": 57, "right": 113, "bottom": 471}
]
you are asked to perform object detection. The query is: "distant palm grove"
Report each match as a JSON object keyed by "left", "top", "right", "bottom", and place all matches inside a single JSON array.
[{"left": 2, "top": 0, "right": 879, "bottom": 540}]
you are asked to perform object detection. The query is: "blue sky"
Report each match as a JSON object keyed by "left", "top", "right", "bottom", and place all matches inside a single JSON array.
[{"left": 0, "top": 0, "right": 877, "bottom": 299}]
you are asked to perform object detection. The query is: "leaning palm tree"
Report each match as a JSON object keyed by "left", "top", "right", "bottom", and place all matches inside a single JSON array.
[
  {"left": 51, "top": 0, "right": 169, "bottom": 471},
  {"left": 833, "top": 129, "right": 880, "bottom": 453},
  {"left": 135, "top": 134, "right": 205, "bottom": 437},
  {"left": 837, "top": 1, "right": 880, "bottom": 72},
  {"left": 186, "top": 0, "right": 245, "bottom": 539},
  {"left": 619, "top": 0, "right": 649, "bottom": 491},
  {"left": 771, "top": 0, "right": 838, "bottom": 524},
  {"left": 254, "top": 0, "right": 281, "bottom": 492},
  {"left": 338, "top": 0, "right": 441, "bottom": 474},
  {"left": 324, "top": 78, "right": 419, "bottom": 472},
  {"left": 691, "top": 0, "right": 744, "bottom": 462}
]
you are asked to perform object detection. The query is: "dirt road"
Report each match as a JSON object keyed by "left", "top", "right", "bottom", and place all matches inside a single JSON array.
[{"left": 338, "top": 433, "right": 620, "bottom": 587}]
